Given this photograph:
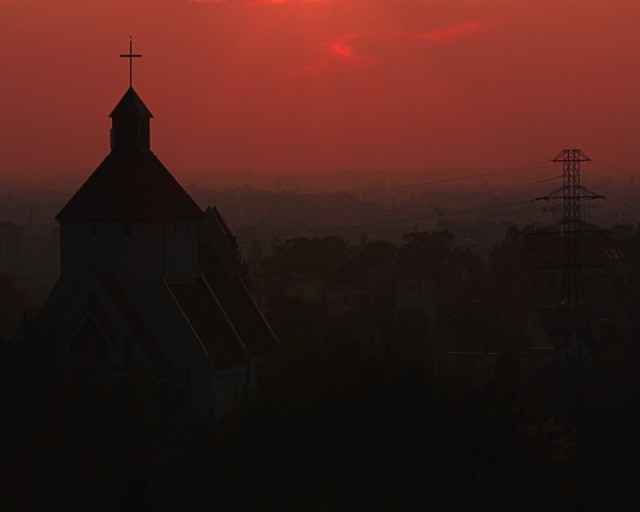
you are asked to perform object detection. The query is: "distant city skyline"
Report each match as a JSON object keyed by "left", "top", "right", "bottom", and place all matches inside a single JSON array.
[{"left": 1, "top": 0, "right": 640, "bottom": 176}]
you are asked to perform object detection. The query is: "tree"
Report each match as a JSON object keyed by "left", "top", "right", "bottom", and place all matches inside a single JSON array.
[{"left": 399, "top": 230, "right": 485, "bottom": 305}]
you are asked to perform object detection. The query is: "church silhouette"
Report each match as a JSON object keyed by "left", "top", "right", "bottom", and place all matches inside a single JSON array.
[{"left": 38, "top": 43, "right": 277, "bottom": 414}]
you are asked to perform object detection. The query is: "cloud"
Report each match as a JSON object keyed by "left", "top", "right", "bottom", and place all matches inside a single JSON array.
[
  {"left": 411, "top": 21, "right": 485, "bottom": 44},
  {"left": 294, "top": 21, "right": 485, "bottom": 76},
  {"left": 321, "top": 33, "right": 378, "bottom": 67},
  {"left": 182, "top": 1, "right": 486, "bottom": 77}
]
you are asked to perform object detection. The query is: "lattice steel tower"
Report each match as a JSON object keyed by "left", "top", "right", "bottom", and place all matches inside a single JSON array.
[{"left": 537, "top": 149, "right": 603, "bottom": 363}]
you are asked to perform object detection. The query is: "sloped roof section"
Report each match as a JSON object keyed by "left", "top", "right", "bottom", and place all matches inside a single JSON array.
[
  {"left": 204, "top": 207, "right": 235, "bottom": 239},
  {"left": 169, "top": 279, "right": 249, "bottom": 370},
  {"left": 110, "top": 87, "right": 153, "bottom": 118},
  {"left": 56, "top": 151, "right": 203, "bottom": 221},
  {"left": 202, "top": 244, "right": 278, "bottom": 358}
]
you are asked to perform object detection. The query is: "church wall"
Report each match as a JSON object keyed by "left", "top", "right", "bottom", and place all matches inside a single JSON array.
[
  {"left": 61, "top": 221, "right": 201, "bottom": 283},
  {"left": 163, "top": 221, "right": 200, "bottom": 282},
  {"left": 57, "top": 222, "right": 213, "bottom": 410},
  {"left": 61, "top": 221, "right": 165, "bottom": 281}
]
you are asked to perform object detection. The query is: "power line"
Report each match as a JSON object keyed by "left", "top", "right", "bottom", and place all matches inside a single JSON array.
[
  {"left": 586, "top": 169, "right": 634, "bottom": 188},
  {"left": 237, "top": 174, "right": 561, "bottom": 233},
  {"left": 238, "top": 200, "right": 533, "bottom": 239},
  {"left": 590, "top": 159, "right": 637, "bottom": 176},
  {"left": 582, "top": 181, "right": 640, "bottom": 215},
  {"left": 208, "top": 162, "right": 553, "bottom": 208},
  {"left": 0, "top": 162, "right": 553, "bottom": 211},
  {"left": 241, "top": 204, "right": 540, "bottom": 242}
]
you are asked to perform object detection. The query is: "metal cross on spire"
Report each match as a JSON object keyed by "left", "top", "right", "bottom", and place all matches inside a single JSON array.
[{"left": 120, "top": 36, "right": 142, "bottom": 88}]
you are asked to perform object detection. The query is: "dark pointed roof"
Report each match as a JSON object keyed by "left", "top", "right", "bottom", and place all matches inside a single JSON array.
[
  {"left": 110, "top": 87, "right": 153, "bottom": 118},
  {"left": 57, "top": 86, "right": 202, "bottom": 221},
  {"left": 56, "top": 151, "right": 203, "bottom": 221}
]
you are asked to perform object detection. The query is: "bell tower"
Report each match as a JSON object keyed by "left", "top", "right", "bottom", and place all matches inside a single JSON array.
[
  {"left": 109, "top": 87, "right": 152, "bottom": 152},
  {"left": 109, "top": 37, "right": 152, "bottom": 152}
]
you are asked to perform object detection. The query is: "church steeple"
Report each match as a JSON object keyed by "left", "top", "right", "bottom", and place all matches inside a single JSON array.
[
  {"left": 109, "top": 87, "right": 153, "bottom": 152},
  {"left": 109, "top": 37, "right": 152, "bottom": 152},
  {"left": 57, "top": 38, "right": 202, "bottom": 223}
]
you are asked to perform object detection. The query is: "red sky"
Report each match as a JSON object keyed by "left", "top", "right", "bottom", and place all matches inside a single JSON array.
[{"left": 1, "top": 0, "right": 640, "bottom": 177}]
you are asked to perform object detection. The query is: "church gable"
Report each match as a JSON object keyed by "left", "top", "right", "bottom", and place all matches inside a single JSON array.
[
  {"left": 97, "top": 272, "right": 168, "bottom": 366},
  {"left": 64, "top": 294, "right": 119, "bottom": 347},
  {"left": 68, "top": 311, "right": 113, "bottom": 365},
  {"left": 56, "top": 151, "right": 202, "bottom": 222},
  {"left": 50, "top": 270, "right": 168, "bottom": 367}
]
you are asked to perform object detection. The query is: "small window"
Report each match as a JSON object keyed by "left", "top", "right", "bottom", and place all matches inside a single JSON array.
[
  {"left": 123, "top": 224, "right": 131, "bottom": 236},
  {"left": 90, "top": 225, "right": 98, "bottom": 236}
]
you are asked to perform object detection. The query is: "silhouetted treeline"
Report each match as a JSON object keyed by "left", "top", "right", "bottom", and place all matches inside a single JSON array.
[
  {"left": 4, "top": 223, "right": 640, "bottom": 510},
  {"left": 264, "top": 230, "right": 485, "bottom": 301},
  {"left": 4, "top": 321, "right": 640, "bottom": 510}
]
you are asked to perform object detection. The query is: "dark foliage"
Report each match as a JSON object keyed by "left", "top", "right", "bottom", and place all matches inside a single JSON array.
[
  {"left": 3, "top": 325, "right": 640, "bottom": 511},
  {"left": 4, "top": 225, "right": 640, "bottom": 510}
]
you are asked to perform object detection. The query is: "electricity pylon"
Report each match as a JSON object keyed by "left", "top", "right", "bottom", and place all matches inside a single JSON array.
[{"left": 535, "top": 150, "right": 603, "bottom": 364}]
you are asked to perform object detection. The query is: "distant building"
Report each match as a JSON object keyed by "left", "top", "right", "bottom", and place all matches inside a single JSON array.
[
  {"left": 0, "top": 222, "right": 23, "bottom": 273},
  {"left": 38, "top": 82, "right": 277, "bottom": 415}
]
